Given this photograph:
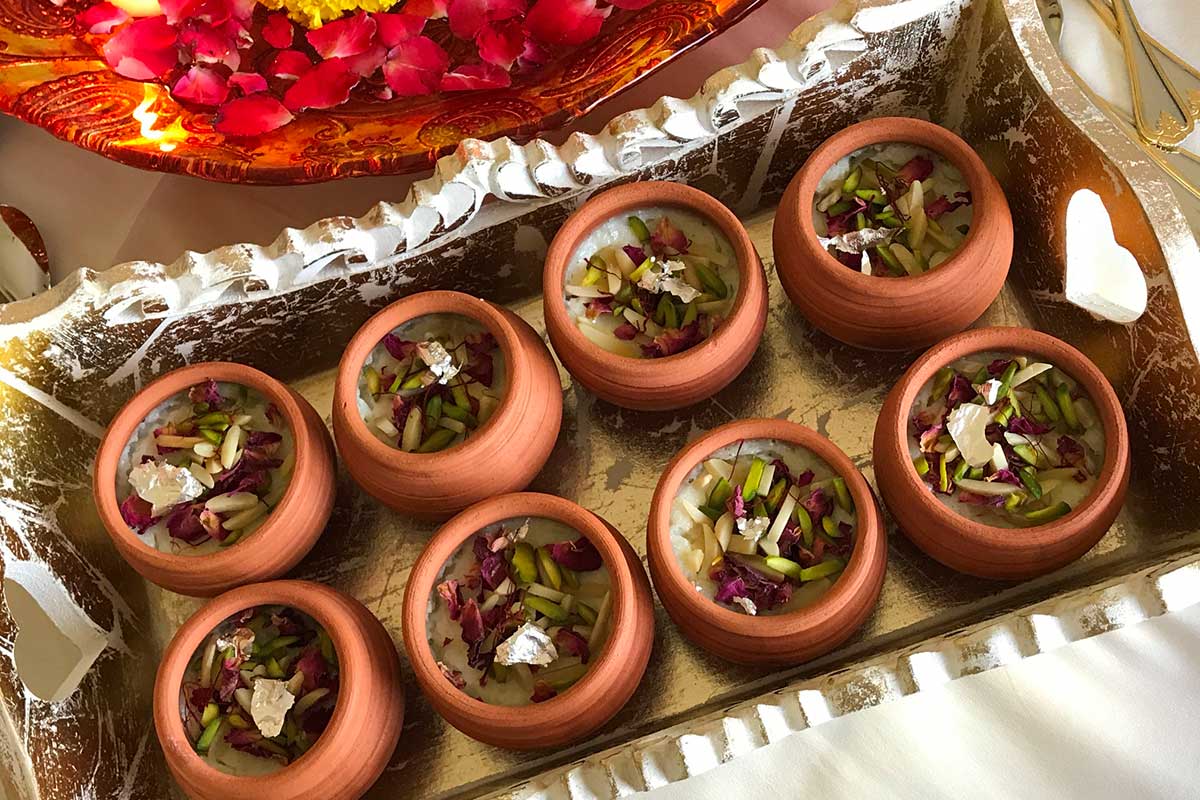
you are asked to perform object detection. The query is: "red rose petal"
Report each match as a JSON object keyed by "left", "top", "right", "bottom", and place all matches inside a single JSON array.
[
  {"left": 227, "top": 71, "right": 267, "bottom": 94},
  {"left": 77, "top": 3, "right": 129, "bottom": 34},
  {"left": 519, "top": 35, "right": 547, "bottom": 66},
  {"left": 383, "top": 36, "right": 450, "bottom": 96},
  {"left": 440, "top": 61, "right": 511, "bottom": 91},
  {"left": 262, "top": 12, "right": 293, "bottom": 48},
  {"left": 372, "top": 12, "right": 426, "bottom": 46},
  {"left": 475, "top": 18, "right": 524, "bottom": 70},
  {"left": 608, "top": 0, "right": 655, "bottom": 7},
  {"left": 264, "top": 48, "right": 313, "bottom": 79},
  {"left": 306, "top": 11, "right": 377, "bottom": 60},
  {"left": 225, "top": 0, "right": 256, "bottom": 22},
  {"left": 342, "top": 43, "right": 386, "bottom": 77},
  {"left": 448, "top": 0, "right": 486, "bottom": 38},
  {"left": 213, "top": 93, "right": 293, "bottom": 136},
  {"left": 406, "top": 0, "right": 449, "bottom": 18},
  {"left": 524, "top": 0, "right": 609, "bottom": 47},
  {"left": 171, "top": 64, "right": 229, "bottom": 106},
  {"left": 282, "top": 57, "right": 359, "bottom": 111},
  {"left": 487, "top": 0, "right": 527, "bottom": 21},
  {"left": 102, "top": 16, "right": 179, "bottom": 81},
  {"left": 178, "top": 21, "right": 241, "bottom": 71},
  {"left": 158, "top": 0, "right": 191, "bottom": 25}
]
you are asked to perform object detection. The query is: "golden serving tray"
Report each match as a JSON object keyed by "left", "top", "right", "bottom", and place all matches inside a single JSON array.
[{"left": 0, "top": 0, "right": 1197, "bottom": 797}]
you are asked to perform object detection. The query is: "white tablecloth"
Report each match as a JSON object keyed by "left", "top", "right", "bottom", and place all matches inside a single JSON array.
[{"left": 643, "top": 602, "right": 1200, "bottom": 799}]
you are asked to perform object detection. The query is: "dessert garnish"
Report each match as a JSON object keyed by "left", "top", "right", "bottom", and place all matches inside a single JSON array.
[
  {"left": 431, "top": 520, "right": 612, "bottom": 704},
  {"left": 813, "top": 145, "right": 974, "bottom": 276},
  {"left": 180, "top": 605, "right": 338, "bottom": 772},
  {"left": 566, "top": 211, "right": 735, "bottom": 358},
  {"left": 360, "top": 325, "right": 501, "bottom": 453},
  {"left": 910, "top": 353, "right": 1105, "bottom": 525},
  {"left": 119, "top": 379, "right": 291, "bottom": 551},
  {"left": 674, "top": 443, "right": 855, "bottom": 615}
]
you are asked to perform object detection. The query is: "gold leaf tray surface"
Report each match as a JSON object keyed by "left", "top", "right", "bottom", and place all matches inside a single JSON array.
[{"left": 0, "top": 0, "right": 1198, "bottom": 797}]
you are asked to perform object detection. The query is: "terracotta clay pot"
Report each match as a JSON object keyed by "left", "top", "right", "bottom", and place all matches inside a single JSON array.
[
  {"left": 332, "top": 291, "right": 562, "bottom": 520},
  {"left": 872, "top": 327, "right": 1130, "bottom": 580},
  {"left": 401, "top": 492, "right": 654, "bottom": 749},
  {"left": 543, "top": 181, "right": 768, "bottom": 410},
  {"left": 153, "top": 580, "right": 404, "bottom": 800},
  {"left": 645, "top": 419, "right": 887, "bottom": 665},
  {"left": 93, "top": 362, "right": 337, "bottom": 597},
  {"left": 773, "top": 117, "right": 1014, "bottom": 350}
]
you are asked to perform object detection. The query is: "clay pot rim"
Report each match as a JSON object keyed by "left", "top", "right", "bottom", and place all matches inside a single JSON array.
[
  {"left": 403, "top": 492, "right": 640, "bottom": 722},
  {"left": 154, "top": 580, "right": 362, "bottom": 788},
  {"left": 791, "top": 116, "right": 992, "bottom": 290},
  {"left": 882, "top": 326, "right": 1130, "bottom": 547},
  {"left": 543, "top": 180, "right": 761, "bottom": 373},
  {"left": 648, "top": 419, "right": 884, "bottom": 638},
  {"left": 333, "top": 291, "right": 526, "bottom": 468},
  {"left": 94, "top": 362, "right": 313, "bottom": 571}
]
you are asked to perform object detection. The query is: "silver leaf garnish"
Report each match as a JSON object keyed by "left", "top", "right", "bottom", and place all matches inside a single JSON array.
[{"left": 417, "top": 340, "right": 461, "bottom": 385}]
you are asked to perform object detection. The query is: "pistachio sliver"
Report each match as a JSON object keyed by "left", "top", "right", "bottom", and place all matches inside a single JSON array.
[
  {"left": 764, "top": 556, "right": 803, "bottom": 580},
  {"left": 1056, "top": 381, "right": 1082, "bottom": 431},
  {"left": 799, "top": 558, "right": 844, "bottom": 582},
  {"left": 1024, "top": 501, "right": 1071, "bottom": 524},
  {"left": 416, "top": 427, "right": 457, "bottom": 453},
  {"left": 522, "top": 594, "right": 569, "bottom": 622},
  {"left": 196, "top": 716, "right": 223, "bottom": 752},
  {"left": 511, "top": 543, "right": 538, "bottom": 583},
  {"left": 627, "top": 215, "right": 651, "bottom": 243},
  {"left": 535, "top": 546, "right": 563, "bottom": 591}
]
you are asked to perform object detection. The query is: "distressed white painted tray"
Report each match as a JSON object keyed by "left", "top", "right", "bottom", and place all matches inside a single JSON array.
[{"left": 0, "top": 0, "right": 1198, "bottom": 798}]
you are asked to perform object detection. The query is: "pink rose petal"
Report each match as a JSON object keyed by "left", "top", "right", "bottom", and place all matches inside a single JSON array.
[
  {"left": 383, "top": 36, "right": 449, "bottom": 96},
  {"left": 372, "top": 12, "right": 426, "bottom": 46},
  {"left": 475, "top": 18, "right": 524, "bottom": 70},
  {"left": 213, "top": 93, "right": 293, "bottom": 136},
  {"left": 406, "top": 0, "right": 449, "bottom": 18},
  {"left": 171, "top": 64, "right": 229, "bottom": 106},
  {"left": 227, "top": 71, "right": 267, "bottom": 94},
  {"left": 102, "top": 16, "right": 179, "bottom": 80},
  {"left": 282, "top": 57, "right": 360, "bottom": 110},
  {"left": 77, "top": 2, "right": 129, "bottom": 34},
  {"left": 487, "top": 0, "right": 526, "bottom": 21},
  {"left": 524, "top": 0, "right": 609, "bottom": 47},
  {"left": 305, "top": 11, "right": 377, "bottom": 60},
  {"left": 440, "top": 61, "right": 511, "bottom": 91},
  {"left": 262, "top": 12, "right": 293, "bottom": 48},
  {"left": 264, "top": 48, "right": 313, "bottom": 79},
  {"left": 226, "top": 0, "right": 256, "bottom": 22},
  {"left": 448, "top": 0, "right": 486, "bottom": 38},
  {"left": 178, "top": 21, "right": 241, "bottom": 71},
  {"left": 342, "top": 43, "right": 386, "bottom": 77}
]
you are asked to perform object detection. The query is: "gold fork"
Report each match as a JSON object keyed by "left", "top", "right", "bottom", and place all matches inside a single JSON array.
[{"left": 1108, "top": 0, "right": 1195, "bottom": 148}]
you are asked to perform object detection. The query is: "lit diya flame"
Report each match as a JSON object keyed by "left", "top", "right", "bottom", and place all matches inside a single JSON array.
[
  {"left": 109, "top": 0, "right": 161, "bottom": 17},
  {"left": 131, "top": 84, "right": 184, "bottom": 153}
]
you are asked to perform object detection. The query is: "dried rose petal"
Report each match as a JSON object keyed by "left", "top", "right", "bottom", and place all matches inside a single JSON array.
[
  {"left": 530, "top": 681, "right": 557, "bottom": 702},
  {"left": 227, "top": 71, "right": 267, "bottom": 94},
  {"left": 1057, "top": 435, "right": 1085, "bottom": 467},
  {"left": 306, "top": 11, "right": 377, "bottom": 59},
  {"left": 475, "top": 18, "right": 525, "bottom": 70},
  {"left": 283, "top": 58, "right": 359, "bottom": 110},
  {"left": 263, "top": 48, "right": 313, "bottom": 80},
  {"left": 438, "top": 661, "right": 467, "bottom": 689},
  {"left": 102, "top": 16, "right": 179, "bottom": 80},
  {"left": 613, "top": 322, "right": 637, "bottom": 340},
  {"left": 524, "top": 0, "right": 610, "bottom": 47},
  {"left": 383, "top": 36, "right": 450, "bottom": 96},
  {"left": 120, "top": 494, "right": 157, "bottom": 532},
  {"left": 725, "top": 484, "right": 745, "bottom": 519},
  {"left": 459, "top": 598, "right": 485, "bottom": 643},
  {"left": 584, "top": 297, "right": 612, "bottom": 319},
  {"left": 172, "top": 65, "right": 229, "bottom": 107},
  {"left": 295, "top": 648, "right": 328, "bottom": 692},
  {"left": 437, "top": 579, "right": 463, "bottom": 619},
  {"left": 1007, "top": 416, "right": 1052, "bottom": 436},
  {"left": 373, "top": 11, "right": 426, "bottom": 46},
  {"left": 262, "top": 12, "right": 293, "bottom": 48},
  {"left": 898, "top": 155, "right": 934, "bottom": 184},
  {"left": 213, "top": 93, "right": 294, "bottom": 136},
  {"left": 480, "top": 553, "right": 508, "bottom": 589},
  {"left": 167, "top": 502, "right": 210, "bottom": 544},
  {"left": 641, "top": 322, "right": 702, "bottom": 358},
  {"left": 650, "top": 216, "right": 689, "bottom": 256},
  {"left": 554, "top": 628, "right": 590, "bottom": 663},
  {"left": 548, "top": 536, "right": 602, "bottom": 571},
  {"left": 802, "top": 487, "right": 829, "bottom": 520},
  {"left": 188, "top": 379, "right": 224, "bottom": 407},
  {"left": 78, "top": 2, "right": 129, "bottom": 34}
]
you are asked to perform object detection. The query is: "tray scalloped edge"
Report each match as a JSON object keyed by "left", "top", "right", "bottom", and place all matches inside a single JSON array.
[
  {"left": 490, "top": 547, "right": 1200, "bottom": 800},
  {"left": 0, "top": 1, "right": 883, "bottom": 331}
]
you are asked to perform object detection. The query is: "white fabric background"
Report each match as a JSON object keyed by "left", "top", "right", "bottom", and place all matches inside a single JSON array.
[{"left": 642, "top": 602, "right": 1200, "bottom": 799}]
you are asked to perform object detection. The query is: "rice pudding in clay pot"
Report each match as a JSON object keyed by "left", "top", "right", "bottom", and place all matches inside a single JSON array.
[
  {"left": 427, "top": 517, "right": 614, "bottom": 706},
  {"left": 332, "top": 291, "right": 562, "bottom": 520},
  {"left": 774, "top": 117, "right": 1013, "bottom": 350},
  {"left": 94, "top": 362, "right": 336, "bottom": 597},
  {"left": 646, "top": 419, "right": 886, "bottom": 665},
  {"left": 670, "top": 440, "right": 859, "bottom": 617},
  {"left": 564, "top": 207, "right": 738, "bottom": 359},
  {"left": 116, "top": 378, "right": 293, "bottom": 556},
  {"left": 872, "top": 327, "right": 1130, "bottom": 580},
  {"left": 543, "top": 181, "right": 768, "bottom": 411},
  {"left": 153, "top": 580, "right": 404, "bottom": 800},
  {"left": 402, "top": 493, "right": 654, "bottom": 749}
]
